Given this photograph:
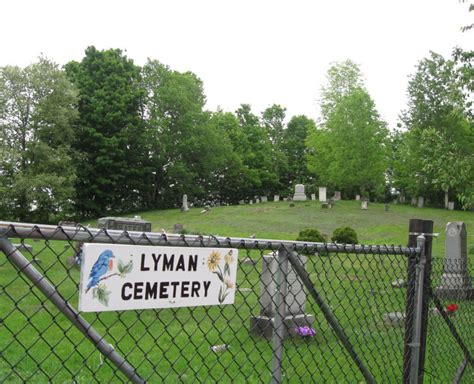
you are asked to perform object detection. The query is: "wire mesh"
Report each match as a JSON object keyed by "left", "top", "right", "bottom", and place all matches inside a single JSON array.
[
  {"left": 422, "top": 257, "right": 474, "bottom": 383},
  {"left": 0, "top": 222, "right": 466, "bottom": 383}
]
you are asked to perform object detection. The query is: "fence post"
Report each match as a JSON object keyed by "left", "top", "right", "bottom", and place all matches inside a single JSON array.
[
  {"left": 270, "top": 247, "right": 289, "bottom": 384},
  {"left": 403, "top": 219, "right": 423, "bottom": 383},
  {"left": 417, "top": 220, "right": 433, "bottom": 383},
  {"left": 403, "top": 219, "right": 433, "bottom": 384},
  {"left": 409, "top": 234, "right": 426, "bottom": 384}
]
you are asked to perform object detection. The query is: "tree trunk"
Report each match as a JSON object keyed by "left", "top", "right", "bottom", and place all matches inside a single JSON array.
[{"left": 444, "top": 190, "right": 449, "bottom": 209}]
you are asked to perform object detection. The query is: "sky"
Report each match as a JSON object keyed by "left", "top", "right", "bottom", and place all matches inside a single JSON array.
[{"left": 1, "top": 0, "right": 472, "bottom": 128}]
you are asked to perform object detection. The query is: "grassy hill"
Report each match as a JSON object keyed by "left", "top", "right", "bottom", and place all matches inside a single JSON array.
[{"left": 117, "top": 200, "right": 474, "bottom": 258}]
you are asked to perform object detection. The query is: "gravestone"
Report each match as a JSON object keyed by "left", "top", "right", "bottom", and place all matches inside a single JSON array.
[
  {"left": 311, "top": 193, "right": 316, "bottom": 201},
  {"left": 334, "top": 191, "right": 341, "bottom": 201},
  {"left": 98, "top": 216, "right": 151, "bottom": 232},
  {"left": 399, "top": 194, "right": 406, "bottom": 204},
  {"left": 250, "top": 253, "right": 315, "bottom": 339},
  {"left": 274, "top": 195, "right": 280, "bottom": 202},
  {"left": 436, "top": 222, "right": 474, "bottom": 300},
  {"left": 417, "top": 196, "right": 424, "bottom": 208},
  {"left": 411, "top": 197, "right": 417, "bottom": 206},
  {"left": 355, "top": 195, "right": 360, "bottom": 201},
  {"left": 181, "top": 194, "right": 189, "bottom": 212},
  {"left": 239, "top": 200, "right": 245, "bottom": 205},
  {"left": 261, "top": 196, "right": 268, "bottom": 203},
  {"left": 361, "top": 200, "right": 368, "bottom": 210},
  {"left": 293, "top": 184, "right": 307, "bottom": 201},
  {"left": 173, "top": 223, "right": 183, "bottom": 234},
  {"left": 318, "top": 187, "right": 327, "bottom": 202},
  {"left": 448, "top": 202, "right": 455, "bottom": 211}
]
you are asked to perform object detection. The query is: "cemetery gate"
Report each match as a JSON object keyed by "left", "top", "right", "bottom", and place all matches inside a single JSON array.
[{"left": 0, "top": 220, "right": 472, "bottom": 383}]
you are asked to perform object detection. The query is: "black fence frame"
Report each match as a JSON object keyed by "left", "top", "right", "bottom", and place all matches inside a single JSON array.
[{"left": 0, "top": 220, "right": 472, "bottom": 383}]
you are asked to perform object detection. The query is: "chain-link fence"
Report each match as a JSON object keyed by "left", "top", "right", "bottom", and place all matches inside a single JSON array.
[
  {"left": 422, "top": 256, "right": 474, "bottom": 383},
  {"left": 0, "top": 221, "right": 471, "bottom": 383}
]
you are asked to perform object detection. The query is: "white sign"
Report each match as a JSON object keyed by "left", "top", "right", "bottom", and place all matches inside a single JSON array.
[{"left": 78, "top": 244, "right": 238, "bottom": 312}]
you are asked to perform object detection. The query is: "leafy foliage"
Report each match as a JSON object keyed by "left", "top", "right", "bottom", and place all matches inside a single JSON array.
[
  {"left": 307, "top": 62, "right": 388, "bottom": 197},
  {"left": 395, "top": 49, "right": 474, "bottom": 208},
  {"left": 331, "top": 226, "right": 359, "bottom": 244},
  {"left": 296, "top": 228, "right": 326, "bottom": 243},
  {"left": 0, "top": 57, "right": 78, "bottom": 222}
]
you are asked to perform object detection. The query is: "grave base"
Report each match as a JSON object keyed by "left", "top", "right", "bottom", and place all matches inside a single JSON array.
[
  {"left": 434, "top": 287, "right": 474, "bottom": 300},
  {"left": 250, "top": 313, "right": 315, "bottom": 339}
]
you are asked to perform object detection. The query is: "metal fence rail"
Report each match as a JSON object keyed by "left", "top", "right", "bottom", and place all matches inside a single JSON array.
[{"left": 0, "top": 221, "right": 471, "bottom": 383}]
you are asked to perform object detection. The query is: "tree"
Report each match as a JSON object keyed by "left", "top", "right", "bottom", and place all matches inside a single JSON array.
[
  {"left": 280, "top": 115, "right": 315, "bottom": 185},
  {"left": 65, "top": 47, "right": 148, "bottom": 217},
  {"left": 398, "top": 50, "right": 474, "bottom": 208},
  {"left": 0, "top": 57, "right": 78, "bottom": 223},
  {"left": 142, "top": 60, "right": 232, "bottom": 206},
  {"left": 319, "top": 59, "right": 364, "bottom": 122},
  {"left": 261, "top": 104, "right": 286, "bottom": 147},
  {"left": 307, "top": 62, "right": 388, "bottom": 197},
  {"left": 235, "top": 104, "right": 282, "bottom": 196}
]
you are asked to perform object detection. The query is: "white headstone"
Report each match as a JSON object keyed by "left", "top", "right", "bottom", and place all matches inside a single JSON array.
[
  {"left": 334, "top": 191, "right": 341, "bottom": 201},
  {"left": 318, "top": 187, "right": 327, "bottom": 202},
  {"left": 436, "top": 222, "right": 473, "bottom": 299},
  {"left": 261, "top": 196, "right": 268, "bottom": 203},
  {"left": 448, "top": 202, "right": 455, "bottom": 211},
  {"left": 417, "top": 196, "right": 424, "bottom": 208},
  {"left": 293, "top": 184, "right": 307, "bottom": 201},
  {"left": 311, "top": 193, "right": 316, "bottom": 201},
  {"left": 355, "top": 195, "right": 360, "bottom": 201},
  {"left": 361, "top": 201, "right": 368, "bottom": 210},
  {"left": 274, "top": 195, "right": 280, "bottom": 202},
  {"left": 181, "top": 194, "right": 189, "bottom": 212}
]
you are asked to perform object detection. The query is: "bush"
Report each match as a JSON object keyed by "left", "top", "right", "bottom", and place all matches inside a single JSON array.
[
  {"left": 296, "top": 228, "right": 326, "bottom": 243},
  {"left": 331, "top": 226, "right": 358, "bottom": 244}
]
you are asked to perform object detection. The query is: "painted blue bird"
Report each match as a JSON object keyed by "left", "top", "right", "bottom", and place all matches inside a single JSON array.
[{"left": 85, "top": 249, "right": 115, "bottom": 293}]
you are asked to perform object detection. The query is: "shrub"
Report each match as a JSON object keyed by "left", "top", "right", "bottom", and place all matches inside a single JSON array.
[
  {"left": 296, "top": 228, "right": 326, "bottom": 243},
  {"left": 331, "top": 226, "right": 358, "bottom": 244}
]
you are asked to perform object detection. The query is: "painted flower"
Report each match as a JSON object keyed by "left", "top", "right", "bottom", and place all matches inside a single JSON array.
[
  {"left": 224, "top": 250, "right": 234, "bottom": 265},
  {"left": 207, "top": 251, "right": 221, "bottom": 271},
  {"left": 295, "top": 325, "right": 316, "bottom": 337},
  {"left": 224, "top": 277, "right": 234, "bottom": 289},
  {"left": 446, "top": 303, "right": 459, "bottom": 314}
]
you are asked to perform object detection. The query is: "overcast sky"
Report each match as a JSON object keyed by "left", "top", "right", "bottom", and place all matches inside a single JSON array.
[{"left": 1, "top": 0, "right": 472, "bottom": 128}]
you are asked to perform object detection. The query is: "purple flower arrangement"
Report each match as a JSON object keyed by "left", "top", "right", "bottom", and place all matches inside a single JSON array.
[{"left": 295, "top": 325, "right": 316, "bottom": 337}]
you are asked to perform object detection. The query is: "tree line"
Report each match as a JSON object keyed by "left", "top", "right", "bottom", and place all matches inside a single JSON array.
[{"left": 0, "top": 46, "right": 472, "bottom": 223}]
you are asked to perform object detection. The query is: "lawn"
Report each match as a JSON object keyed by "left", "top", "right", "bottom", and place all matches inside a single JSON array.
[{"left": 0, "top": 200, "right": 472, "bottom": 383}]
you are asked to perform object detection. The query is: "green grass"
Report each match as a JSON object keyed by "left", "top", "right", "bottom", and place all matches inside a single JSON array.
[{"left": 1, "top": 201, "right": 473, "bottom": 383}]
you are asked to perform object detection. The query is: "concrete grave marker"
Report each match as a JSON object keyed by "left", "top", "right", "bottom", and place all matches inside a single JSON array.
[
  {"left": 417, "top": 196, "right": 424, "bottom": 208},
  {"left": 436, "top": 222, "right": 474, "bottom": 300},
  {"left": 181, "top": 194, "right": 189, "bottom": 212},
  {"left": 311, "top": 193, "right": 316, "bottom": 201},
  {"left": 274, "top": 195, "right": 280, "bottom": 202},
  {"left": 293, "top": 184, "right": 307, "bottom": 201},
  {"left": 334, "top": 191, "right": 341, "bottom": 201},
  {"left": 318, "top": 187, "right": 327, "bottom": 202},
  {"left": 355, "top": 195, "right": 360, "bottom": 201},
  {"left": 261, "top": 196, "right": 268, "bottom": 203},
  {"left": 250, "top": 253, "right": 314, "bottom": 339},
  {"left": 448, "top": 202, "right": 455, "bottom": 211},
  {"left": 361, "top": 200, "right": 368, "bottom": 210}
]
